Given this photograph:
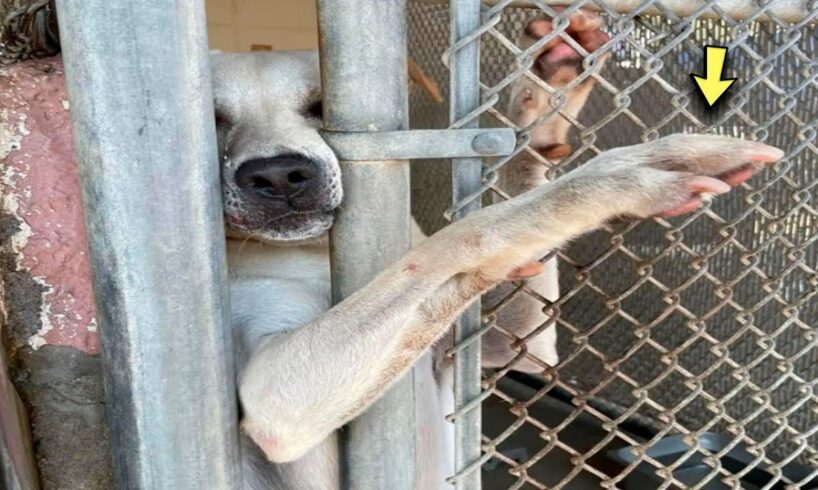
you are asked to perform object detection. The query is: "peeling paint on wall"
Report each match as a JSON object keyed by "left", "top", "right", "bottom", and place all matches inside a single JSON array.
[
  {"left": 0, "top": 58, "right": 99, "bottom": 355},
  {"left": 1, "top": 56, "right": 113, "bottom": 489}
]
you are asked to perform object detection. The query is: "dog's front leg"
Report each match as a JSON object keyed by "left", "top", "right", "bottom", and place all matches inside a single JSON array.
[{"left": 240, "top": 134, "right": 781, "bottom": 464}]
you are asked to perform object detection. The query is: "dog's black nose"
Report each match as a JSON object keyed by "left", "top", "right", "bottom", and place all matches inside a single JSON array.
[{"left": 235, "top": 155, "right": 323, "bottom": 208}]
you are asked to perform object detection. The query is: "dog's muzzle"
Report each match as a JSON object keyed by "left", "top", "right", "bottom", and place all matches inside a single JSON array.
[{"left": 235, "top": 154, "right": 332, "bottom": 213}]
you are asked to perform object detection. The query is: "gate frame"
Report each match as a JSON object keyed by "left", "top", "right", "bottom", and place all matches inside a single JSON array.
[
  {"left": 55, "top": 1, "right": 241, "bottom": 487},
  {"left": 317, "top": 0, "right": 418, "bottom": 487}
]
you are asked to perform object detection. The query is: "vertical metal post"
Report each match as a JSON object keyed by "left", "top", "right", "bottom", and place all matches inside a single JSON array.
[
  {"left": 450, "top": 0, "right": 483, "bottom": 488},
  {"left": 317, "top": 1, "right": 415, "bottom": 489},
  {"left": 55, "top": 2, "right": 240, "bottom": 488}
]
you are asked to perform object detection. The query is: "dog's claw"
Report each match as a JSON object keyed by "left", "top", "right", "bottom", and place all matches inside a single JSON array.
[
  {"left": 747, "top": 144, "right": 784, "bottom": 163},
  {"left": 688, "top": 176, "right": 732, "bottom": 195},
  {"left": 507, "top": 261, "right": 546, "bottom": 279},
  {"left": 718, "top": 165, "right": 758, "bottom": 186},
  {"left": 711, "top": 144, "right": 781, "bottom": 186},
  {"left": 539, "top": 143, "right": 573, "bottom": 159},
  {"left": 653, "top": 177, "right": 727, "bottom": 218},
  {"left": 655, "top": 197, "right": 703, "bottom": 218}
]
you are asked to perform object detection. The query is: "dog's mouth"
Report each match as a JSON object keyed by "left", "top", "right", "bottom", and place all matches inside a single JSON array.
[{"left": 225, "top": 208, "right": 335, "bottom": 243}]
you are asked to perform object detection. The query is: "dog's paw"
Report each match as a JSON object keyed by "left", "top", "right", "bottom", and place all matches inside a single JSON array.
[
  {"left": 575, "top": 134, "right": 784, "bottom": 219},
  {"left": 421, "top": 136, "right": 781, "bottom": 285},
  {"left": 523, "top": 10, "right": 610, "bottom": 88}
]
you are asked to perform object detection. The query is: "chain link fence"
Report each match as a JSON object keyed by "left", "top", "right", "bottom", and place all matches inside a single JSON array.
[{"left": 409, "top": 1, "right": 818, "bottom": 488}]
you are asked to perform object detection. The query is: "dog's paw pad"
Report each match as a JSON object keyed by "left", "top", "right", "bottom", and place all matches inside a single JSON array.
[{"left": 524, "top": 10, "right": 610, "bottom": 85}]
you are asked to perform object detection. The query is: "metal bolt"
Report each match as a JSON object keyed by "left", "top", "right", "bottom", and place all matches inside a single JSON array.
[{"left": 471, "top": 132, "right": 504, "bottom": 155}]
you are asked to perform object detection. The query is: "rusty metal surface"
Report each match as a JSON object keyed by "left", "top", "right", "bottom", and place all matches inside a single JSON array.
[{"left": 410, "top": 1, "right": 818, "bottom": 487}]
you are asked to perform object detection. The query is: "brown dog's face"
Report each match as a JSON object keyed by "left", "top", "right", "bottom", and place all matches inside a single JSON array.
[{"left": 210, "top": 51, "right": 342, "bottom": 244}]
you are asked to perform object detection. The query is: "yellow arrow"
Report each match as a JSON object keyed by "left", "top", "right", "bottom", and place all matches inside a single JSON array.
[{"left": 690, "top": 45, "right": 736, "bottom": 106}]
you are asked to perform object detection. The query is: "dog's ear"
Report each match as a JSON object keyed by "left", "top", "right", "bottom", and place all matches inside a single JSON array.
[{"left": 408, "top": 58, "right": 444, "bottom": 104}]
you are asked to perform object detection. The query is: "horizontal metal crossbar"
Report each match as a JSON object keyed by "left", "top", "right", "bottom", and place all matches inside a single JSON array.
[{"left": 321, "top": 128, "right": 516, "bottom": 160}]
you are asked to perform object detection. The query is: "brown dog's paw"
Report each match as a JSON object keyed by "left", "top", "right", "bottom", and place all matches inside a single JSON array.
[
  {"left": 507, "top": 10, "right": 610, "bottom": 144},
  {"left": 523, "top": 10, "right": 610, "bottom": 87}
]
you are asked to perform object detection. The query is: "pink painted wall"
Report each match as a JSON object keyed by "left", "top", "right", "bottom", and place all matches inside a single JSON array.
[
  {"left": 1, "top": 57, "right": 112, "bottom": 489},
  {"left": 1, "top": 56, "right": 99, "bottom": 355}
]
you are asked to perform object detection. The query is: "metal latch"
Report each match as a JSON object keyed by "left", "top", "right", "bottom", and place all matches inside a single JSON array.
[{"left": 321, "top": 128, "right": 516, "bottom": 161}]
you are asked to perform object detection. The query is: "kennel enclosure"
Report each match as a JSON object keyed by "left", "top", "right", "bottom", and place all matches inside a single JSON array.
[{"left": 0, "top": 0, "right": 816, "bottom": 488}]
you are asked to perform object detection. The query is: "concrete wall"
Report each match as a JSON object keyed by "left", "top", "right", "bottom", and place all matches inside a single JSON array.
[{"left": 0, "top": 57, "right": 111, "bottom": 489}]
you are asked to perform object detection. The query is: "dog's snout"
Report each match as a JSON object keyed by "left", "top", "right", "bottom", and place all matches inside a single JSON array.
[{"left": 235, "top": 155, "right": 323, "bottom": 206}]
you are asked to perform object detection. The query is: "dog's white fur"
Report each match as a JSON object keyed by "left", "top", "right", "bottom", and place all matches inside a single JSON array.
[{"left": 210, "top": 16, "right": 781, "bottom": 489}]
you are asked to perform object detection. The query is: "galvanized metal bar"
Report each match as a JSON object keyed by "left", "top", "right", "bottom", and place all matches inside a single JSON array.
[
  {"left": 450, "top": 0, "right": 484, "bottom": 488},
  {"left": 322, "top": 128, "right": 515, "bottom": 161},
  {"left": 316, "top": 0, "right": 415, "bottom": 489},
  {"left": 55, "top": 2, "right": 240, "bottom": 488},
  {"left": 418, "top": 0, "right": 812, "bottom": 23}
]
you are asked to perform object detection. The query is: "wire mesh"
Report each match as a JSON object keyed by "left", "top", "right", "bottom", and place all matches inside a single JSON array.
[{"left": 409, "top": 1, "right": 818, "bottom": 488}]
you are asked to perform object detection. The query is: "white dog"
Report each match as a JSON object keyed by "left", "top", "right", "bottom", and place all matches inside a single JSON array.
[{"left": 210, "top": 11, "right": 782, "bottom": 489}]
